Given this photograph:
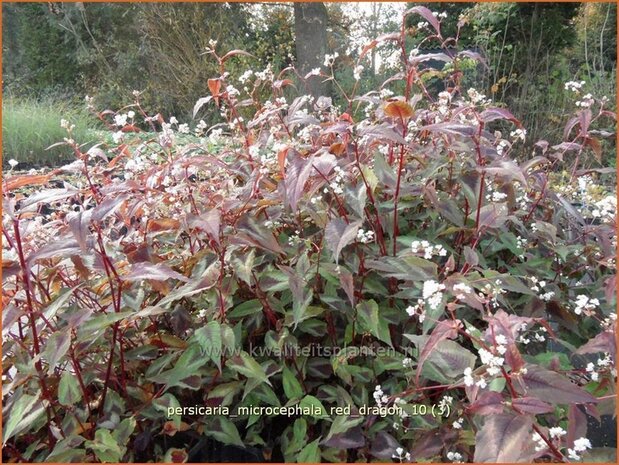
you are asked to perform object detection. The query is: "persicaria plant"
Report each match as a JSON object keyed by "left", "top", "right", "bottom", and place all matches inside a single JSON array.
[{"left": 2, "top": 6, "right": 616, "bottom": 463}]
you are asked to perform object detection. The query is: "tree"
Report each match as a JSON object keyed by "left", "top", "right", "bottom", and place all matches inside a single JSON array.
[{"left": 293, "top": 2, "right": 329, "bottom": 98}]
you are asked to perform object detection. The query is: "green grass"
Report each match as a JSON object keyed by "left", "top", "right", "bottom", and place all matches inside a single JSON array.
[{"left": 2, "top": 97, "right": 99, "bottom": 169}]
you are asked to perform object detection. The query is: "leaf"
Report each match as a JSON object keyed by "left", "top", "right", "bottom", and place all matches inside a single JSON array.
[
  {"left": 44, "top": 330, "right": 71, "bottom": 374},
  {"left": 321, "top": 426, "right": 365, "bottom": 449},
  {"left": 86, "top": 429, "right": 123, "bottom": 462},
  {"left": 59, "top": 371, "right": 82, "bottom": 406},
  {"left": 515, "top": 364, "right": 598, "bottom": 405},
  {"left": 356, "top": 299, "right": 392, "bottom": 347},
  {"left": 4, "top": 173, "right": 51, "bottom": 191},
  {"left": 478, "top": 202, "right": 509, "bottom": 229},
  {"left": 423, "top": 339, "right": 476, "bottom": 383},
  {"left": 27, "top": 237, "right": 81, "bottom": 265},
  {"left": 299, "top": 395, "right": 329, "bottom": 419},
  {"left": 359, "top": 122, "right": 407, "bottom": 145},
  {"left": 193, "top": 96, "right": 212, "bottom": 118},
  {"left": 324, "top": 218, "right": 362, "bottom": 264},
  {"left": 511, "top": 397, "right": 554, "bottom": 414},
  {"left": 324, "top": 414, "right": 363, "bottom": 442},
  {"left": 227, "top": 299, "right": 262, "bottom": 319},
  {"left": 205, "top": 417, "right": 245, "bottom": 448},
  {"left": 221, "top": 49, "right": 255, "bottom": 63},
  {"left": 124, "top": 262, "right": 189, "bottom": 282},
  {"left": 194, "top": 320, "right": 223, "bottom": 371},
  {"left": 149, "top": 344, "right": 206, "bottom": 391},
  {"left": 2, "top": 393, "right": 46, "bottom": 445},
  {"left": 297, "top": 438, "right": 321, "bottom": 463},
  {"left": 467, "top": 391, "right": 504, "bottom": 415},
  {"left": 208, "top": 79, "right": 221, "bottom": 106},
  {"left": 20, "top": 187, "right": 79, "bottom": 209},
  {"left": 147, "top": 218, "right": 180, "bottom": 233},
  {"left": 227, "top": 351, "right": 271, "bottom": 386},
  {"left": 463, "top": 246, "right": 479, "bottom": 267},
  {"left": 282, "top": 365, "right": 304, "bottom": 400},
  {"left": 370, "top": 431, "right": 401, "bottom": 460},
  {"left": 344, "top": 182, "right": 367, "bottom": 219},
  {"left": 157, "top": 262, "right": 220, "bottom": 308},
  {"left": 473, "top": 413, "right": 533, "bottom": 462},
  {"left": 187, "top": 209, "right": 220, "bottom": 243},
  {"left": 576, "top": 328, "right": 616, "bottom": 361},
  {"left": 384, "top": 101, "right": 413, "bottom": 120},
  {"left": 365, "top": 255, "right": 437, "bottom": 281},
  {"left": 415, "top": 319, "right": 461, "bottom": 385},
  {"left": 405, "top": 5, "right": 441, "bottom": 34},
  {"left": 285, "top": 152, "right": 315, "bottom": 212},
  {"left": 67, "top": 210, "right": 92, "bottom": 251},
  {"left": 231, "top": 215, "right": 284, "bottom": 255},
  {"left": 480, "top": 108, "right": 521, "bottom": 126},
  {"left": 91, "top": 194, "right": 130, "bottom": 222}
]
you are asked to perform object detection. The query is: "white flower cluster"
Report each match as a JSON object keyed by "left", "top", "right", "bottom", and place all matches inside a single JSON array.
[
  {"left": 195, "top": 119, "right": 208, "bottom": 136},
  {"left": 573, "top": 295, "right": 599, "bottom": 316},
  {"left": 567, "top": 437, "right": 592, "bottom": 460},
  {"left": 479, "top": 345, "right": 504, "bottom": 376},
  {"left": 423, "top": 280, "right": 445, "bottom": 310},
  {"left": 288, "top": 229, "right": 302, "bottom": 246},
  {"left": 591, "top": 195, "right": 616, "bottom": 222},
  {"left": 575, "top": 93, "right": 594, "bottom": 108},
  {"left": 60, "top": 118, "right": 76, "bottom": 131},
  {"left": 496, "top": 139, "right": 511, "bottom": 156},
  {"left": 565, "top": 80, "right": 586, "bottom": 92},
  {"left": 446, "top": 451, "right": 463, "bottom": 463},
  {"left": 406, "top": 299, "right": 426, "bottom": 322},
  {"left": 114, "top": 112, "right": 134, "bottom": 127},
  {"left": 586, "top": 352, "right": 613, "bottom": 381},
  {"left": 159, "top": 122, "right": 175, "bottom": 147},
  {"left": 532, "top": 427, "right": 567, "bottom": 452},
  {"left": 324, "top": 165, "right": 346, "bottom": 195},
  {"left": 255, "top": 64, "right": 274, "bottom": 82},
  {"left": 411, "top": 240, "right": 447, "bottom": 259},
  {"left": 510, "top": 128, "right": 526, "bottom": 142},
  {"left": 463, "top": 366, "right": 487, "bottom": 389},
  {"left": 323, "top": 52, "right": 339, "bottom": 67},
  {"left": 353, "top": 65, "right": 364, "bottom": 81},
  {"left": 238, "top": 69, "right": 253, "bottom": 84},
  {"left": 124, "top": 152, "right": 149, "bottom": 180},
  {"left": 392, "top": 447, "right": 411, "bottom": 462},
  {"left": 373, "top": 384, "right": 389, "bottom": 407},
  {"left": 467, "top": 88, "right": 490, "bottom": 105},
  {"left": 8, "top": 159, "right": 18, "bottom": 169},
  {"left": 453, "top": 282, "right": 472, "bottom": 300},
  {"left": 530, "top": 277, "right": 555, "bottom": 302},
  {"left": 356, "top": 228, "right": 375, "bottom": 244}
]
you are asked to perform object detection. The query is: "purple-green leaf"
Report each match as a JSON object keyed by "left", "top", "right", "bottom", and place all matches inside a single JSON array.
[{"left": 473, "top": 413, "right": 533, "bottom": 462}]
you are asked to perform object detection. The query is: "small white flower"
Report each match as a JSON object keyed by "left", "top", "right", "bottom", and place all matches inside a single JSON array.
[{"left": 8, "top": 159, "right": 18, "bottom": 168}]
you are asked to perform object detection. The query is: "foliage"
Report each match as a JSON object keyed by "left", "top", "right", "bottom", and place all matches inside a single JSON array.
[
  {"left": 2, "top": 96, "right": 98, "bottom": 168},
  {"left": 2, "top": 7, "right": 616, "bottom": 463}
]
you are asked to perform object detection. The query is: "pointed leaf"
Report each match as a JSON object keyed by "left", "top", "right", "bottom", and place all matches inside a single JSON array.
[
  {"left": 473, "top": 413, "right": 533, "bottom": 462},
  {"left": 325, "top": 218, "right": 362, "bottom": 264}
]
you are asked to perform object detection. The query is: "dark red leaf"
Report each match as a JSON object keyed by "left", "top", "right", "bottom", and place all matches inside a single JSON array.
[
  {"left": 405, "top": 6, "right": 441, "bottom": 35},
  {"left": 415, "top": 319, "right": 461, "bottom": 384},
  {"left": 473, "top": 413, "right": 534, "bottom": 462},
  {"left": 515, "top": 364, "right": 598, "bottom": 405},
  {"left": 511, "top": 397, "right": 554, "bottom": 414}
]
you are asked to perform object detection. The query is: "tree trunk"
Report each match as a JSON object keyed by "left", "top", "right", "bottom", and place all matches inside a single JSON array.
[{"left": 294, "top": 2, "right": 330, "bottom": 98}]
